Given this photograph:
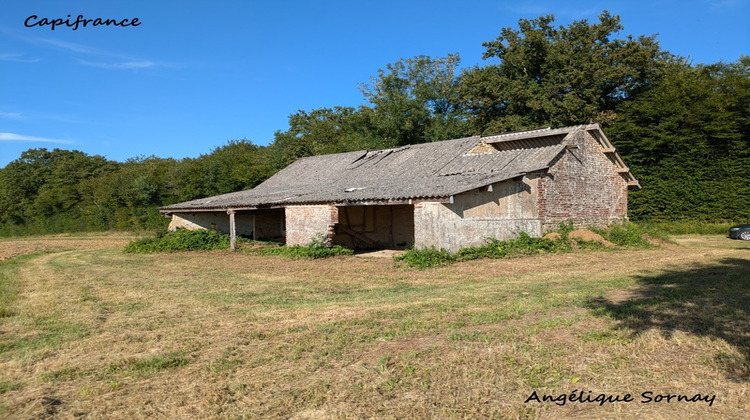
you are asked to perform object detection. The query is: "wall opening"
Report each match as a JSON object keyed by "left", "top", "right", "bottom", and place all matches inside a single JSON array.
[
  {"left": 251, "top": 208, "right": 286, "bottom": 242},
  {"left": 332, "top": 205, "right": 414, "bottom": 249},
  {"left": 168, "top": 208, "right": 286, "bottom": 243}
]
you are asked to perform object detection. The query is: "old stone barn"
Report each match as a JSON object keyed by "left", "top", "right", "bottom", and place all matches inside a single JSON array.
[{"left": 160, "top": 124, "right": 639, "bottom": 252}]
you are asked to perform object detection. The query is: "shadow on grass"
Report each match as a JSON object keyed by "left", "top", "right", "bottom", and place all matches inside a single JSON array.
[{"left": 588, "top": 258, "right": 750, "bottom": 381}]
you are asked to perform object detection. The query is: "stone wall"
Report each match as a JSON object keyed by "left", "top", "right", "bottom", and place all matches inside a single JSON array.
[
  {"left": 168, "top": 212, "right": 254, "bottom": 236},
  {"left": 413, "top": 176, "right": 542, "bottom": 252},
  {"left": 285, "top": 205, "right": 338, "bottom": 246},
  {"left": 538, "top": 130, "right": 628, "bottom": 231}
]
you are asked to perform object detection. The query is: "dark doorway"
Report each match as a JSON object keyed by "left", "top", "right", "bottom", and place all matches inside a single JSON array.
[{"left": 332, "top": 205, "right": 414, "bottom": 249}]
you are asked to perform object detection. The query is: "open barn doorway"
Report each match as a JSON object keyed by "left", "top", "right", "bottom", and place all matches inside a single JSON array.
[
  {"left": 244, "top": 208, "right": 285, "bottom": 242},
  {"left": 332, "top": 205, "right": 414, "bottom": 250}
]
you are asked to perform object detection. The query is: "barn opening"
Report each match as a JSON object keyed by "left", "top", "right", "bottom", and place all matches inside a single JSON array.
[{"left": 332, "top": 204, "right": 414, "bottom": 249}]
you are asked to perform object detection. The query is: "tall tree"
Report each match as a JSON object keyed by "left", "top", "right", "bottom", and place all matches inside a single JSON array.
[
  {"left": 458, "top": 11, "right": 668, "bottom": 133},
  {"left": 269, "top": 106, "right": 377, "bottom": 170},
  {"left": 609, "top": 57, "right": 750, "bottom": 221},
  {"left": 360, "top": 54, "right": 469, "bottom": 146},
  {"left": 0, "top": 148, "right": 117, "bottom": 232},
  {"left": 170, "top": 140, "right": 273, "bottom": 201}
]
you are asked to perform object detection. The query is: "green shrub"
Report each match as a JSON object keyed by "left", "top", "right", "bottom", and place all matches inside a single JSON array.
[
  {"left": 255, "top": 244, "right": 353, "bottom": 259},
  {"left": 250, "top": 235, "right": 353, "bottom": 260},
  {"left": 124, "top": 229, "right": 233, "bottom": 253},
  {"left": 590, "top": 222, "right": 662, "bottom": 248},
  {"left": 396, "top": 232, "right": 571, "bottom": 269},
  {"left": 395, "top": 221, "right": 668, "bottom": 269},
  {"left": 555, "top": 220, "right": 576, "bottom": 239},
  {"left": 637, "top": 221, "right": 736, "bottom": 235},
  {"left": 394, "top": 248, "right": 456, "bottom": 269}
]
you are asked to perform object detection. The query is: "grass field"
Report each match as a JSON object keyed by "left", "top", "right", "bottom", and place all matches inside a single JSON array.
[{"left": 0, "top": 233, "right": 748, "bottom": 419}]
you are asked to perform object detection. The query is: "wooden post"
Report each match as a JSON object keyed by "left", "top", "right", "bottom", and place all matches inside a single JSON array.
[{"left": 228, "top": 210, "right": 236, "bottom": 250}]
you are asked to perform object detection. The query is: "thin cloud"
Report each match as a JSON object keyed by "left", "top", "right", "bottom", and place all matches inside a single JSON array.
[
  {"left": 39, "top": 38, "right": 101, "bottom": 54},
  {"left": 0, "top": 132, "right": 74, "bottom": 144},
  {"left": 28, "top": 36, "right": 171, "bottom": 70},
  {"left": 0, "top": 53, "right": 40, "bottom": 63},
  {"left": 1, "top": 111, "right": 91, "bottom": 125},
  {"left": 0, "top": 112, "right": 24, "bottom": 120},
  {"left": 504, "top": 4, "right": 602, "bottom": 20},
  {"left": 709, "top": 0, "right": 743, "bottom": 9},
  {"left": 77, "top": 59, "right": 158, "bottom": 70}
]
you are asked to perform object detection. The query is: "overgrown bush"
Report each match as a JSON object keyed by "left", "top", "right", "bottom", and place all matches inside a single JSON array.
[
  {"left": 124, "top": 229, "right": 233, "bottom": 253},
  {"left": 637, "top": 221, "right": 736, "bottom": 235},
  {"left": 254, "top": 243, "right": 353, "bottom": 259},
  {"left": 248, "top": 233, "right": 353, "bottom": 259},
  {"left": 393, "top": 248, "right": 456, "bottom": 268},
  {"left": 459, "top": 232, "right": 571, "bottom": 259},
  {"left": 395, "top": 222, "right": 668, "bottom": 269},
  {"left": 396, "top": 231, "right": 572, "bottom": 269},
  {"left": 590, "top": 221, "right": 666, "bottom": 247}
]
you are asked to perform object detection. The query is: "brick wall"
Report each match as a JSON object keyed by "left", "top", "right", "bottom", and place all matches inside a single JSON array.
[
  {"left": 538, "top": 129, "right": 629, "bottom": 231},
  {"left": 285, "top": 205, "right": 338, "bottom": 246}
]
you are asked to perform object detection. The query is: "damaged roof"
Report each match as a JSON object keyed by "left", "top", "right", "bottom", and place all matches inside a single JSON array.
[{"left": 161, "top": 124, "right": 637, "bottom": 212}]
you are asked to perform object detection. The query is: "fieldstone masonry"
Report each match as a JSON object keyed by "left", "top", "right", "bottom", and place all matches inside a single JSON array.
[
  {"left": 537, "top": 130, "right": 628, "bottom": 230},
  {"left": 285, "top": 205, "right": 338, "bottom": 246}
]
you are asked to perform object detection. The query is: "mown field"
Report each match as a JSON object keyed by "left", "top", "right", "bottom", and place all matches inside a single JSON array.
[{"left": 0, "top": 233, "right": 748, "bottom": 419}]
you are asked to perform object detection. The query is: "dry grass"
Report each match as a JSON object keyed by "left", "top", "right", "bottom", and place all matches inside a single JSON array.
[
  {"left": 0, "top": 232, "right": 137, "bottom": 261},
  {"left": 1, "top": 234, "right": 748, "bottom": 419}
]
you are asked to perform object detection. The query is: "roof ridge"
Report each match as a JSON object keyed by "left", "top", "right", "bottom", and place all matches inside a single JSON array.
[{"left": 481, "top": 126, "right": 552, "bottom": 140}]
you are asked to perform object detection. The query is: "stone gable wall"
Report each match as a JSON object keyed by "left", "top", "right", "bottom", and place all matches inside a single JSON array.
[{"left": 537, "top": 130, "right": 628, "bottom": 231}]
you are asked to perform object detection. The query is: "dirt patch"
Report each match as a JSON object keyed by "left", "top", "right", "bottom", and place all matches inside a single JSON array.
[
  {"left": 543, "top": 229, "right": 615, "bottom": 247},
  {"left": 569, "top": 229, "right": 616, "bottom": 247},
  {"left": 354, "top": 249, "right": 406, "bottom": 259},
  {"left": 543, "top": 232, "right": 562, "bottom": 241}
]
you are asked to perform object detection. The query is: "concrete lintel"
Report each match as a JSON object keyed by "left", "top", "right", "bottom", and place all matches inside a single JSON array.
[
  {"left": 230, "top": 205, "right": 286, "bottom": 211},
  {"left": 411, "top": 197, "right": 453, "bottom": 205},
  {"left": 160, "top": 208, "right": 228, "bottom": 215},
  {"left": 336, "top": 199, "right": 416, "bottom": 206}
]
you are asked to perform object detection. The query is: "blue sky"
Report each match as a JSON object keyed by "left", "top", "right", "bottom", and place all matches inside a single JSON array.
[{"left": 1, "top": 0, "right": 748, "bottom": 168}]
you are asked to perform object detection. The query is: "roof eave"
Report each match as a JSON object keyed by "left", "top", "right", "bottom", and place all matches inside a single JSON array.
[{"left": 583, "top": 124, "right": 641, "bottom": 189}]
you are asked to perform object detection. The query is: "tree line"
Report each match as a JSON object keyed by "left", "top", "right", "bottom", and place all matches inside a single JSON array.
[{"left": 1, "top": 11, "right": 748, "bottom": 235}]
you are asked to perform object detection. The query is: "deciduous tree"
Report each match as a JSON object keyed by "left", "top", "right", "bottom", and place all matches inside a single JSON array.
[{"left": 459, "top": 11, "right": 668, "bottom": 133}]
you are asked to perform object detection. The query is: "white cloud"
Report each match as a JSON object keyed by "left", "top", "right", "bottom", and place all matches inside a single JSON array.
[{"left": 0, "top": 132, "right": 74, "bottom": 144}]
